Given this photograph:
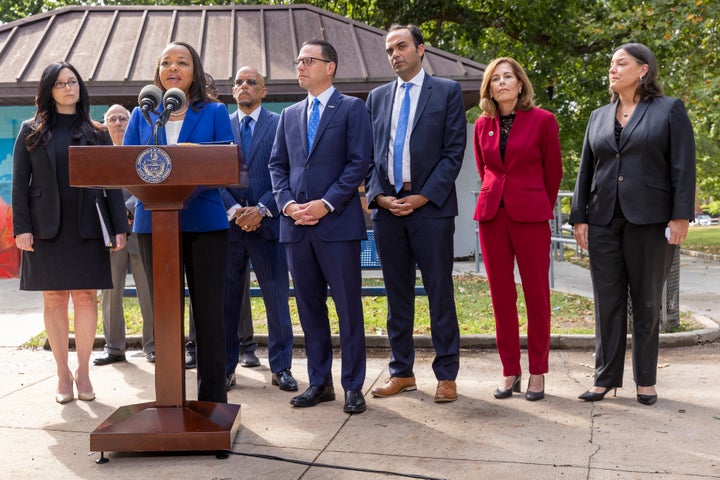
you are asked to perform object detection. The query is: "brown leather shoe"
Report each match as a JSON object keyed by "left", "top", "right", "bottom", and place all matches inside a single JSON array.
[
  {"left": 434, "top": 380, "right": 457, "bottom": 403},
  {"left": 371, "top": 376, "right": 417, "bottom": 398}
]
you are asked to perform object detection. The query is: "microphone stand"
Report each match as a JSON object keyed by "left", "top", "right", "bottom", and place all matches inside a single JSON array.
[
  {"left": 140, "top": 109, "right": 160, "bottom": 146},
  {"left": 154, "top": 104, "right": 179, "bottom": 146},
  {"left": 153, "top": 115, "right": 163, "bottom": 146}
]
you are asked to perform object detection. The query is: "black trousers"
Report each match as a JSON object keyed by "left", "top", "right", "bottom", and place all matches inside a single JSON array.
[
  {"left": 588, "top": 217, "right": 675, "bottom": 388},
  {"left": 137, "top": 230, "right": 228, "bottom": 403}
]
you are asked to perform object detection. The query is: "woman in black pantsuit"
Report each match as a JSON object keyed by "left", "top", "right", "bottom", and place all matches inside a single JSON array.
[
  {"left": 12, "top": 62, "right": 128, "bottom": 404},
  {"left": 570, "top": 43, "right": 696, "bottom": 405}
]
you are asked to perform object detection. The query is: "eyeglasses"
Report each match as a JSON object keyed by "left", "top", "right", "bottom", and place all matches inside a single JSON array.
[
  {"left": 53, "top": 80, "right": 79, "bottom": 89},
  {"left": 234, "top": 78, "right": 258, "bottom": 87},
  {"left": 292, "top": 57, "right": 331, "bottom": 68},
  {"left": 106, "top": 116, "right": 129, "bottom": 124}
]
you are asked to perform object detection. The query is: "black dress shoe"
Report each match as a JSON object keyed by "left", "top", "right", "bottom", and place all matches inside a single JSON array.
[
  {"left": 636, "top": 387, "right": 657, "bottom": 406},
  {"left": 93, "top": 352, "right": 126, "bottom": 366},
  {"left": 494, "top": 374, "right": 521, "bottom": 399},
  {"left": 636, "top": 393, "right": 657, "bottom": 406},
  {"left": 146, "top": 352, "right": 156, "bottom": 363},
  {"left": 272, "top": 369, "right": 298, "bottom": 391},
  {"left": 290, "top": 385, "right": 335, "bottom": 407},
  {"left": 578, "top": 387, "right": 617, "bottom": 402},
  {"left": 185, "top": 350, "right": 196, "bottom": 369},
  {"left": 226, "top": 373, "right": 236, "bottom": 391},
  {"left": 239, "top": 351, "right": 260, "bottom": 368},
  {"left": 525, "top": 375, "right": 545, "bottom": 402},
  {"left": 343, "top": 390, "right": 366, "bottom": 414}
]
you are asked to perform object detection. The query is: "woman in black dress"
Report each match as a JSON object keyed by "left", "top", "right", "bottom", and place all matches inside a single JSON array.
[{"left": 12, "top": 62, "right": 128, "bottom": 404}]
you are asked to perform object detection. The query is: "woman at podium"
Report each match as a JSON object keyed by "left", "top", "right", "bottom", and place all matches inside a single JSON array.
[
  {"left": 12, "top": 62, "right": 129, "bottom": 404},
  {"left": 123, "top": 42, "right": 233, "bottom": 403}
]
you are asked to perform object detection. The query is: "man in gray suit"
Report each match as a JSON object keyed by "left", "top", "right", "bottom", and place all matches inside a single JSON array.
[
  {"left": 220, "top": 66, "right": 296, "bottom": 392},
  {"left": 94, "top": 104, "right": 154, "bottom": 365}
]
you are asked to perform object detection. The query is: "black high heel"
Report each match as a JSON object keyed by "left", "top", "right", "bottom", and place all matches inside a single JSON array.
[
  {"left": 636, "top": 387, "right": 657, "bottom": 406},
  {"left": 525, "top": 375, "right": 545, "bottom": 401},
  {"left": 494, "top": 375, "right": 521, "bottom": 399},
  {"left": 578, "top": 387, "right": 617, "bottom": 402}
]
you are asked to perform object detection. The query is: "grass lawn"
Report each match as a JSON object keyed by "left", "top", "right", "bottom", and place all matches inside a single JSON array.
[
  {"left": 685, "top": 224, "right": 720, "bottom": 255},
  {"left": 105, "top": 274, "right": 599, "bottom": 338},
  {"left": 24, "top": 266, "right": 701, "bottom": 349},
  {"left": 107, "top": 274, "right": 697, "bottom": 338}
]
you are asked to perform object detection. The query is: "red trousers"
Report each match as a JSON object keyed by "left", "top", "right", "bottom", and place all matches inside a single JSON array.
[{"left": 479, "top": 208, "right": 551, "bottom": 376}]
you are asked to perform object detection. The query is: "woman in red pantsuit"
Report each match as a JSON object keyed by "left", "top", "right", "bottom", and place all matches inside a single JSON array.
[{"left": 473, "top": 57, "right": 562, "bottom": 401}]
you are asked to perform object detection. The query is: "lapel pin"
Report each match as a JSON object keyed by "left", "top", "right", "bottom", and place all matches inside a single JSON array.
[{"left": 488, "top": 131, "right": 494, "bottom": 136}]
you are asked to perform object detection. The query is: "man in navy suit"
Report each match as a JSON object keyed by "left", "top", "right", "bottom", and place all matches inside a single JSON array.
[
  {"left": 366, "top": 24, "right": 466, "bottom": 403},
  {"left": 269, "top": 40, "right": 372, "bottom": 414},
  {"left": 221, "top": 66, "right": 296, "bottom": 392}
]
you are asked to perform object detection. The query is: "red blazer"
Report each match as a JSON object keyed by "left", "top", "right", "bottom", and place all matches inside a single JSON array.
[{"left": 473, "top": 107, "right": 562, "bottom": 223}]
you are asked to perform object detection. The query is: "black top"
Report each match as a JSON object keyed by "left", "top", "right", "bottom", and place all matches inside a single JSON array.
[
  {"left": 499, "top": 113, "right": 515, "bottom": 162},
  {"left": 498, "top": 113, "right": 515, "bottom": 208},
  {"left": 613, "top": 119, "right": 624, "bottom": 218}
]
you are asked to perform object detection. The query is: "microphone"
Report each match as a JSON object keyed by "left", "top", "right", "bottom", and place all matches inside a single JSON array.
[
  {"left": 155, "top": 88, "right": 188, "bottom": 136},
  {"left": 163, "top": 88, "right": 186, "bottom": 115},
  {"left": 138, "top": 85, "right": 162, "bottom": 113},
  {"left": 138, "top": 85, "right": 162, "bottom": 131}
]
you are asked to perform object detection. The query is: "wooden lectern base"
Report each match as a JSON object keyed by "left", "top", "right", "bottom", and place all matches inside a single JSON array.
[{"left": 90, "top": 401, "right": 241, "bottom": 453}]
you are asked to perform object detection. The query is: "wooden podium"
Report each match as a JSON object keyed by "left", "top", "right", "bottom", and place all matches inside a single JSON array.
[{"left": 69, "top": 144, "right": 246, "bottom": 454}]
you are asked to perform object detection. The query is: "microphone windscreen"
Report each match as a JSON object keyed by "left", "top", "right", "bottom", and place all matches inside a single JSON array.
[
  {"left": 138, "top": 85, "right": 162, "bottom": 109},
  {"left": 163, "top": 88, "right": 186, "bottom": 110}
]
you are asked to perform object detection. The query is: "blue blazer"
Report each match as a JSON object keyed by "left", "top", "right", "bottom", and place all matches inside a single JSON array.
[
  {"left": 268, "top": 90, "right": 372, "bottom": 243},
  {"left": 365, "top": 74, "right": 466, "bottom": 219},
  {"left": 570, "top": 96, "right": 696, "bottom": 226},
  {"left": 123, "top": 101, "right": 234, "bottom": 233},
  {"left": 221, "top": 107, "right": 280, "bottom": 241}
]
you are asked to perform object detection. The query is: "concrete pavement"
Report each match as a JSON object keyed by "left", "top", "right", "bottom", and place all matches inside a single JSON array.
[
  {"left": 1, "top": 345, "right": 720, "bottom": 479},
  {"left": 0, "top": 255, "right": 718, "bottom": 479}
]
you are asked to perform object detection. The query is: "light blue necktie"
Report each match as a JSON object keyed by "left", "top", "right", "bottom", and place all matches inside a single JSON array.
[
  {"left": 393, "top": 83, "right": 412, "bottom": 193},
  {"left": 241, "top": 116, "right": 252, "bottom": 160},
  {"left": 307, "top": 98, "right": 320, "bottom": 152}
]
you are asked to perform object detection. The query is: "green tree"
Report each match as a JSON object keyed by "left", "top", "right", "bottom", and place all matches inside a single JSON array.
[{"left": 0, "top": 0, "right": 53, "bottom": 22}]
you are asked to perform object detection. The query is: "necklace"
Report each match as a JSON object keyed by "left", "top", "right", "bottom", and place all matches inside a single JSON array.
[
  {"left": 170, "top": 108, "right": 187, "bottom": 117},
  {"left": 499, "top": 112, "right": 516, "bottom": 135},
  {"left": 620, "top": 101, "right": 636, "bottom": 119}
]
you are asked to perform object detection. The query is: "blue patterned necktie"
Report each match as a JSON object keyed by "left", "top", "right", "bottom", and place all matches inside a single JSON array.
[
  {"left": 241, "top": 116, "right": 253, "bottom": 160},
  {"left": 393, "top": 83, "right": 412, "bottom": 193},
  {"left": 307, "top": 98, "right": 320, "bottom": 152}
]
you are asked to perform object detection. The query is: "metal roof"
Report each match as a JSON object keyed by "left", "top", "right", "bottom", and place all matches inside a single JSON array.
[{"left": 0, "top": 4, "right": 485, "bottom": 109}]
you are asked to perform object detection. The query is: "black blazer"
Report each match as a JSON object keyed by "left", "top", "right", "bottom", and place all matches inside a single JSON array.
[
  {"left": 570, "top": 96, "right": 696, "bottom": 226},
  {"left": 12, "top": 120, "right": 128, "bottom": 240}
]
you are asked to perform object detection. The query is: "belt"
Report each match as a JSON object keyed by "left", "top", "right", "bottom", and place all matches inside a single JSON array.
[{"left": 393, "top": 182, "right": 412, "bottom": 192}]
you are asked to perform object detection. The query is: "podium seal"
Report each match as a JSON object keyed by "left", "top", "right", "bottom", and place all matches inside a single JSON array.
[{"left": 136, "top": 147, "right": 172, "bottom": 183}]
